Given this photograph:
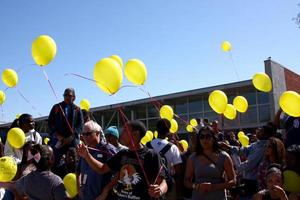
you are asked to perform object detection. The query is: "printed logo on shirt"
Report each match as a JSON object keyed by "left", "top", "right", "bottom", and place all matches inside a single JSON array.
[{"left": 119, "top": 164, "right": 141, "bottom": 191}]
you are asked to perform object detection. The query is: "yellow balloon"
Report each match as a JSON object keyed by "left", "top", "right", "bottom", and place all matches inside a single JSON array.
[
  {"left": 124, "top": 59, "right": 147, "bottom": 85},
  {"left": 154, "top": 131, "right": 158, "bottom": 138},
  {"left": 110, "top": 55, "right": 123, "bottom": 69},
  {"left": 160, "top": 105, "right": 174, "bottom": 121},
  {"left": 239, "top": 135, "right": 249, "bottom": 147},
  {"left": 170, "top": 119, "right": 178, "bottom": 134},
  {"left": 224, "top": 104, "right": 237, "bottom": 120},
  {"left": 146, "top": 131, "right": 154, "bottom": 141},
  {"left": 186, "top": 125, "right": 194, "bottom": 133},
  {"left": 141, "top": 134, "right": 151, "bottom": 145},
  {"left": 237, "top": 131, "right": 245, "bottom": 139},
  {"left": 7, "top": 128, "right": 25, "bottom": 148},
  {"left": 44, "top": 137, "right": 50, "bottom": 145},
  {"left": 279, "top": 91, "right": 300, "bottom": 117},
  {"left": 190, "top": 119, "right": 198, "bottom": 127},
  {"left": 93, "top": 58, "right": 123, "bottom": 95},
  {"left": 179, "top": 140, "right": 189, "bottom": 152},
  {"left": 252, "top": 72, "right": 272, "bottom": 92},
  {"left": 0, "top": 156, "right": 17, "bottom": 182},
  {"left": 0, "top": 90, "right": 6, "bottom": 105},
  {"left": 283, "top": 170, "right": 300, "bottom": 193},
  {"left": 208, "top": 90, "right": 228, "bottom": 114},
  {"left": 80, "top": 99, "right": 91, "bottom": 111},
  {"left": 63, "top": 173, "right": 78, "bottom": 198},
  {"left": 16, "top": 114, "right": 22, "bottom": 119},
  {"left": 2, "top": 69, "right": 18, "bottom": 88},
  {"left": 221, "top": 41, "right": 232, "bottom": 52},
  {"left": 32, "top": 35, "right": 57, "bottom": 66},
  {"left": 233, "top": 96, "right": 248, "bottom": 113}
]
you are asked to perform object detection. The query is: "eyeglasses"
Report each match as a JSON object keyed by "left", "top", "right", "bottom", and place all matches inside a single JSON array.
[
  {"left": 199, "top": 134, "right": 213, "bottom": 140},
  {"left": 81, "top": 131, "right": 94, "bottom": 137}
]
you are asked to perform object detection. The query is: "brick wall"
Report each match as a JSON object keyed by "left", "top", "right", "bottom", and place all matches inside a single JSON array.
[{"left": 284, "top": 68, "right": 300, "bottom": 93}]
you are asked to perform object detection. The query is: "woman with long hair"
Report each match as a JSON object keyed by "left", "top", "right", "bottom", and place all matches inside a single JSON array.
[
  {"left": 184, "top": 126, "right": 236, "bottom": 200},
  {"left": 257, "top": 137, "right": 286, "bottom": 190}
]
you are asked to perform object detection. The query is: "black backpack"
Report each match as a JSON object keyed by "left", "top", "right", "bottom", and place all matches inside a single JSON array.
[{"left": 146, "top": 141, "right": 173, "bottom": 189}]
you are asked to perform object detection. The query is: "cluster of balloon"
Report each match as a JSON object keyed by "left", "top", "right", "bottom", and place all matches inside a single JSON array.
[
  {"left": 2, "top": 68, "right": 18, "bottom": 88},
  {"left": 233, "top": 96, "right": 248, "bottom": 113},
  {"left": 125, "top": 59, "right": 147, "bottom": 85},
  {"left": 279, "top": 91, "right": 300, "bottom": 117},
  {"left": 0, "top": 90, "right": 6, "bottom": 105},
  {"left": 32, "top": 35, "right": 57, "bottom": 67},
  {"left": 0, "top": 156, "right": 18, "bottom": 182},
  {"left": 283, "top": 170, "right": 300, "bottom": 193},
  {"left": 186, "top": 118, "right": 198, "bottom": 133},
  {"left": 63, "top": 173, "right": 78, "bottom": 198},
  {"left": 221, "top": 41, "right": 232, "bottom": 52},
  {"left": 179, "top": 140, "right": 189, "bottom": 152},
  {"left": 170, "top": 119, "right": 178, "bottom": 134},
  {"left": 80, "top": 99, "right": 91, "bottom": 111},
  {"left": 140, "top": 130, "right": 154, "bottom": 145},
  {"left": 223, "top": 104, "right": 237, "bottom": 120},
  {"left": 44, "top": 137, "right": 50, "bottom": 145},
  {"left": 7, "top": 128, "right": 26, "bottom": 148},
  {"left": 93, "top": 57, "right": 123, "bottom": 95},
  {"left": 237, "top": 131, "right": 249, "bottom": 147},
  {"left": 159, "top": 105, "right": 174, "bottom": 121},
  {"left": 208, "top": 90, "right": 228, "bottom": 114},
  {"left": 252, "top": 72, "right": 272, "bottom": 92}
]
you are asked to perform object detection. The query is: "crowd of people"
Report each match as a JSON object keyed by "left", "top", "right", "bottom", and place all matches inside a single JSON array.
[{"left": 0, "top": 87, "right": 299, "bottom": 200}]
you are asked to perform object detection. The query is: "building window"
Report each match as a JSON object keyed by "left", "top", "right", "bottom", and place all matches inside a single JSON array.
[
  {"left": 188, "top": 96, "right": 203, "bottom": 113},
  {"left": 239, "top": 91, "right": 256, "bottom": 105},
  {"left": 203, "top": 111, "right": 219, "bottom": 123},
  {"left": 257, "top": 92, "right": 269, "bottom": 104},
  {"left": 240, "top": 106, "right": 258, "bottom": 124},
  {"left": 148, "top": 118, "right": 159, "bottom": 131},
  {"left": 147, "top": 104, "right": 160, "bottom": 118},
  {"left": 259, "top": 105, "right": 271, "bottom": 122},
  {"left": 133, "top": 105, "right": 147, "bottom": 119}
]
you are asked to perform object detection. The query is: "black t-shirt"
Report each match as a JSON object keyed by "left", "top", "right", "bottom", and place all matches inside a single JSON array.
[
  {"left": 284, "top": 116, "right": 300, "bottom": 148},
  {"left": 106, "top": 147, "right": 165, "bottom": 200}
]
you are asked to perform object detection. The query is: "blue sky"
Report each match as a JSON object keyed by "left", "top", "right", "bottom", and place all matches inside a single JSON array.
[{"left": 0, "top": 0, "right": 300, "bottom": 123}]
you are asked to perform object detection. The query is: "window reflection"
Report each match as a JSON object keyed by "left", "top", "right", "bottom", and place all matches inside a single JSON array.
[
  {"left": 257, "top": 92, "right": 269, "bottom": 104},
  {"left": 189, "top": 96, "right": 203, "bottom": 113},
  {"left": 259, "top": 105, "right": 270, "bottom": 122},
  {"left": 240, "top": 106, "right": 257, "bottom": 124}
]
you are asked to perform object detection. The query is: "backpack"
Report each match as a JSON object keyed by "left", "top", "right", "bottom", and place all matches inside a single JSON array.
[{"left": 146, "top": 141, "right": 173, "bottom": 189}]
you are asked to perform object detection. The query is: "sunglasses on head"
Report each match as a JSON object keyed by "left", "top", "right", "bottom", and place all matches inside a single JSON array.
[
  {"left": 82, "top": 131, "right": 94, "bottom": 136},
  {"left": 199, "top": 134, "right": 213, "bottom": 140}
]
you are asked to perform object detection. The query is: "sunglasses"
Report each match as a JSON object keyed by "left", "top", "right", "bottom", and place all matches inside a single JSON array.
[
  {"left": 199, "top": 134, "right": 213, "bottom": 140},
  {"left": 81, "top": 131, "right": 94, "bottom": 136}
]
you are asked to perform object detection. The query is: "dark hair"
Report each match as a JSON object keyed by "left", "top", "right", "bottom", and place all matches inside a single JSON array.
[
  {"left": 156, "top": 118, "right": 171, "bottom": 137},
  {"left": 20, "top": 141, "right": 36, "bottom": 164},
  {"left": 286, "top": 144, "right": 300, "bottom": 173},
  {"left": 9, "top": 118, "right": 19, "bottom": 129},
  {"left": 18, "top": 114, "right": 33, "bottom": 127},
  {"left": 30, "top": 144, "right": 53, "bottom": 171},
  {"left": 64, "top": 88, "right": 75, "bottom": 96},
  {"left": 127, "top": 120, "right": 147, "bottom": 139},
  {"left": 267, "top": 137, "right": 285, "bottom": 164},
  {"left": 261, "top": 123, "right": 276, "bottom": 140},
  {"left": 195, "top": 126, "right": 219, "bottom": 155},
  {"left": 266, "top": 163, "right": 283, "bottom": 180},
  {"left": 82, "top": 110, "right": 91, "bottom": 123}
]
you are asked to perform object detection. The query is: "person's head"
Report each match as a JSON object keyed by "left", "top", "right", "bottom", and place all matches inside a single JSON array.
[
  {"left": 105, "top": 126, "right": 119, "bottom": 144},
  {"left": 265, "top": 137, "right": 285, "bottom": 164},
  {"left": 286, "top": 145, "right": 300, "bottom": 173},
  {"left": 21, "top": 141, "right": 35, "bottom": 164},
  {"left": 29, "top": 144, "right": 54, "bottom": 171},
  {"left": 18, "top": 114, "right": 35, "bottom": 133},
  {"left": 65, "top": 147, "right": 78, "bottom": 167},
  {"left": 63, "top": 88, "right": 75, "bottom": 104},
  {"left": 120, "top": 120, "right": 146, "bottom": 148},
  {"left": 195, "top": 126, "right": 219, "bottom": 155},
  {"left": 81, "top": 121, "right": 102, "bottom": 147},
  {"left": 257, "top": 124, "right": 276, "bottom": 140},
  {"left": 156, "top": 118, "right": 171, "bottom": 138},
  {"left": 82, "top": 109, "right": 91, "bottom": 123},
  {"left": 211, "top": 120, "right": 218, "bottom": 130},
  {"left": 228, "top": 131, "right": 236, "bottom": 140},
  {"left": 265, "top": 164, "right": 283, "bottom": 191}
]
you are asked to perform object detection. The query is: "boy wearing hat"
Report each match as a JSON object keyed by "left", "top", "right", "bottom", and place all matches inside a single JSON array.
[{"left": 105, "top": 126, "right": 128, "bottom": 152}]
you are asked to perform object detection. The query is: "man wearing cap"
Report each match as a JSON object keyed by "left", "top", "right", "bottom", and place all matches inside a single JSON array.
[
  {"left": 48, "top": 88, "right": 83, "bottom": 168},
  {"left": 77, "top": 120, "right": 116, "bottom": 200},
  {"left": 105, "top": 126, "right": 128, "bottom": 152}
]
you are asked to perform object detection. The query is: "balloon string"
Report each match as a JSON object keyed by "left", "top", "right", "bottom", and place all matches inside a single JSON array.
[
  {"left": 42, "top": 69, "right": 74, "bottom": 136},
  {"left": 117, "top": 106, "right": 150, "bottom": 187},
  {"left": 229, "top": 52, "right": 240, "bottom": 81},
  {"left": 0, "top": 105, "right": 4, "bottom": 122},
  {"left": 16, "top": 88, "right": 43, "bottom": 117}
]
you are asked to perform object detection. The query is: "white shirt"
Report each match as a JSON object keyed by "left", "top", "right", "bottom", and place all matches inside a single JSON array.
[
  {"left": 150, "top": 138, "right": 182, "bottom": 174},
  {"left": 4, "top": 129, "right": 42, "bottom": 163}
]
